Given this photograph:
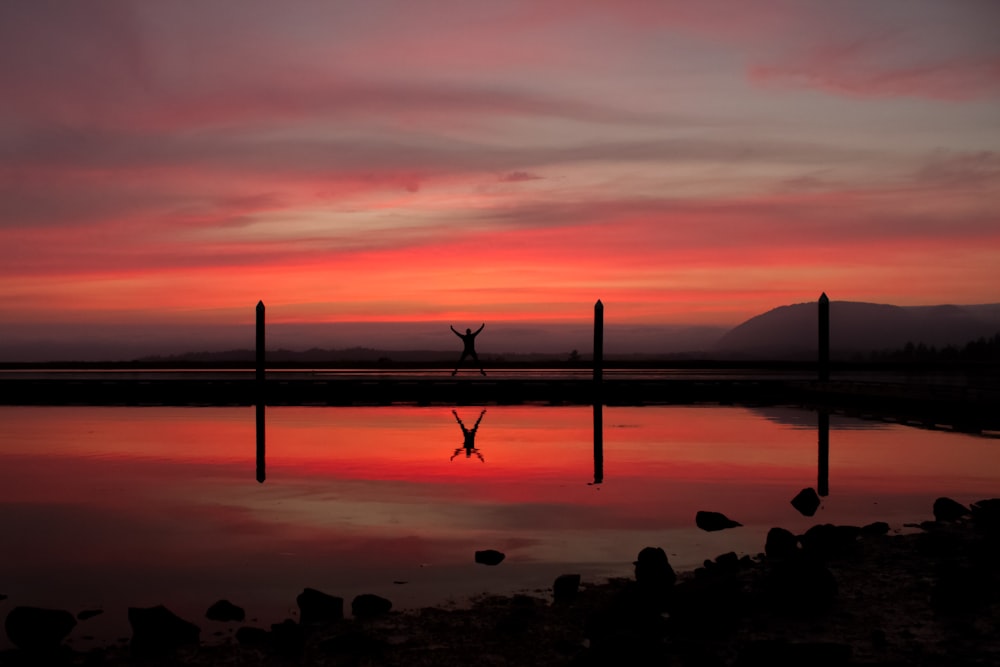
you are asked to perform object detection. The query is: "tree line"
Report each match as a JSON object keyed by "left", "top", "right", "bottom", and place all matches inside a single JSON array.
[{"left": 868, "top": 332, "right": 1000, "bottom": 362}]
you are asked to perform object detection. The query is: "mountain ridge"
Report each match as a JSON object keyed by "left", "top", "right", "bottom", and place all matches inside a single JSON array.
[{"left": 713, "top": 300, "right": 1000, "bottom": 359}]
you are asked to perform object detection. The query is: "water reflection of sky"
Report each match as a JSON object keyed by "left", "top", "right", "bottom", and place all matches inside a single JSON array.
[{"left": 1, "top": 405, "right": 998, "bottom": 645}]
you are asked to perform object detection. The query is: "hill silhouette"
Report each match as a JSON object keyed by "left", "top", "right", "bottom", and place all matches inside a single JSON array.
[{"left": 713, "top": 301, "right": 1000, "bottom": 359}]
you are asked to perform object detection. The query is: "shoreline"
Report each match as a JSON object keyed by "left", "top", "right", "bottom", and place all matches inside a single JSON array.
[
  {"left": 1, "top": 376, "right": 997, "bottom": 436},
  {"left": 5, "top": 498, "right": 999, "bottom": 666}
]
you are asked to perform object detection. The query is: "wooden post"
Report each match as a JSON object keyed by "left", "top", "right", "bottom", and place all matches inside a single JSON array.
[
  {"left": 255, "top": 300, "right": 266, "bottom": 483},
  {"left": 256, "top": 300, "right": 265, "bottom": 388},
  {"left": 256, "top": 402, "right": 266, "bottom": 484},
  {"left": 818, "top": 292, "right": 829, "bottom": 382},
  {"left": 591, "top": 300, "right": 604, "bottom": 485},
  {"left": 818, "top": 410, "right": 829, "bottom": 497},
  {"left": 593, "top": 299, "right": 604, "bottom": 385}
]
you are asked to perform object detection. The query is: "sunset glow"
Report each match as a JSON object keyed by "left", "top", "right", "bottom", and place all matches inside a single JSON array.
[{"left": 2, "top": 1, "right": 998, "bottom": 358}]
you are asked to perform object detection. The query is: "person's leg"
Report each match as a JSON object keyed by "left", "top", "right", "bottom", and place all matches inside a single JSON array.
[
  {"left": 472, "top": 351, "right": 486, "bottom": 375},
  {"left": 453, "top": 351, "right": 469, "bottom": 375}
]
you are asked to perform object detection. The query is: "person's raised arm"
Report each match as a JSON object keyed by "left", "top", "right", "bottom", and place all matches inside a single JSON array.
[
  {"left": 452, "top": 409, "right": 465, "bottom": 428},
  {"left": 473, "top": 323, "right": 485, "bottom": 336},
  {"left": 450, "top": 325, "right": 461, "bottom": 337}
]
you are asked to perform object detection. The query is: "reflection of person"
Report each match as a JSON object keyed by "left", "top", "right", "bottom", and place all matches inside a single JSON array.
[
  {"left": 450, "top": 323, "right": 486, "bottom": 376},
  {"left": 451, "top": 409, "right": 486, "bottom": 462}
]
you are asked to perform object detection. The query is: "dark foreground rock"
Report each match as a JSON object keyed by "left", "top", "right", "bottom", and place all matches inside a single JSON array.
[
  {"left": 861, "top": 520, "right": 890, "bottom": 537},
  {"left": 205, "top": 599, "right": 245, "bottom": 622},
  {"left": 633, "top": 546, "right": 676, "bottom": 589},
  {"left": 4, "top": 606, "right": 76, "bottom": 651},
  {"left": 296, "top": 588, "right": 344, "bottom": 626},
  {"left": 475, "top": 549, "right": 506, "bottom": 565},
  {"left": 127, "top": 605, "right": 200, "bottom": 656},
  {"left": 799, "top": 523, "right": 862, "bottom": 560},
  {"left": 765, "top": 526, "right": 799, "bottom": 560},
  {"left": 971, "top": 497, "right": 1000, "bottom": 531},
  {"left": 235, "top": 625, "right": 270, "bottom": 648},
  {"left": 791, "top": 487, "right": 821, "bottom": 516},
  {"left": 351, "top": 594, "right": 392, "bottom": 619},
  {"left": 695, "top": 510, "right": 742, "bottom": 531},
  {"left": 552, "top": 574, "right": 581, "bottom": 604},
  {"left": 933, "top": 496, "right": 970, "bottom": 522},
  {"left": 734, "top": 639, "right": 852, "bottom": 667},
  {"left": 270, "top": 619, "right": 305, "bottom": 658},
  {"left": 765, "top": 556, "right": 839, "bottom": 615}
]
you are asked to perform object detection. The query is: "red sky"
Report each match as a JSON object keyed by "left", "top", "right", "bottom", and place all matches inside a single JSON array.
[{"left": 1, "top": 1, "right": 999, "bottom": 359}]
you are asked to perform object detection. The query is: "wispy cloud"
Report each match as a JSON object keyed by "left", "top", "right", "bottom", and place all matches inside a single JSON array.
[
  {"left": 0, "top": 0, "right": 998, "bottom": 356},
  {"left": 498, "top": 171, "right": 544, "bottom": 182},
  {"left": 750, "top": 52, "right": 1000, "bottom": 102}
]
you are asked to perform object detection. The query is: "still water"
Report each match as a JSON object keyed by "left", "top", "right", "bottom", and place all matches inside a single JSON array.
[{"left": 1, "top": 405, "right": 998, "bottom": 645}]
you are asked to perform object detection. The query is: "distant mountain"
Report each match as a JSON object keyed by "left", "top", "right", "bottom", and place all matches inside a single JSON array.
[{"left": 713, "top": 301, "right": 1000, "bottom": 359}]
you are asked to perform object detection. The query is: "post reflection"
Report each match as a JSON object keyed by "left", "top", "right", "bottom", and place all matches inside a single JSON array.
[
  {"left": 591, "top": 401, "right": 604, "bottom": 486},
  {"left": 451, "top": 409, "right": 486, "bottom": 462},
  {"left": 818, "top": 410, "right": 829, "bottom": 497},
  {"left": 256, "top": 402, "right": 266, "bottom": 483}
]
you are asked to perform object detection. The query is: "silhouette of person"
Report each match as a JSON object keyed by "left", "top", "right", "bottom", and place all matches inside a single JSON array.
[
  {"left": 451, "top": 409, "right": 486, "bottom": 461},
  {"left": 450, "top": 323, "right": 486, "bottom": 376}
]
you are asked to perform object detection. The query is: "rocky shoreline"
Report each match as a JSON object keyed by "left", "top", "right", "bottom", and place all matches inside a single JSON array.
[{"left": 3, "top": 497, "right": 999, "bottom": 666}]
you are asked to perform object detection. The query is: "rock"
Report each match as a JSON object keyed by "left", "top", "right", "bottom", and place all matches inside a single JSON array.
[
  {"left": 235, "top": 626, "right": 270, "bottom": 648},
  {"left": 765, "top": 559, "right": 838, "bottom": 615},
  {"left": 933, "top": 497, "right": 970, "bottom": 522},
  {"left": 351, "top": 594, "right": 392, "bottom": 619},
  {"left": 584, "top": 585, "right": 668, "bottom": 665},
  {"left": 765, "top": 527, "right": 799, "bottom": 560},
  {"left": 697, "top": 552, "right": 742, "bottom": 578},
  {"left": 553, "top": 574, "right": 581, "bottom": 604},
  {"left": 320, "top": 630, "right": 390, "bottom": 657},
  {"left": 631, "top": 547, "right": 677, "bottom": 614},
  {"left": 687, "top": 550, "right": 750, "bottom": 634},
  {"left": 695, "top": 511, "right": 742, "bottom": 532},
  {"left": 77, "top": 609, "right": 103, "bottom": 621},
  {"left": 127, "top": 605, "right": 200, "bottom": 656},
  {"left": 735, "top": 639, "right": 851, "bottom": 666},
  {"left": 791, "top": 487, "right": 821, "bottom": 517},
  {"left": 4, "top": 606, "right": 76, "bottom": 651},
  {"left": 296, "top": 588, "right": 344, "bottom": 626},
  {"left": 668, "top": 572, "right": 745, "bottom": 637},
  {"left": 799, "top": 524, "right": 860, "bottom": 560},
  {"left": 931, "top": 564, "right": 987, "bottom": 615},
  {"left": 713, "top": 551, "right": 741, "bottom": 575},
  {"left": 860, "top": 521, "right": 890, "bottom": 538},
  {"left": 971, "top": 498, "right": 1000, "bottom": 532},
  {"left": 205, "top": 599, "right": 245, "bottom": 622},
  {"left": 475, "top": 549, "right": 506, "bottom": 565},
  {"left": 495, "top": 595, "right": 542, "bottom": 635},
  {"left": 270, "top": 619, "right": 304, "bottom": 658},
  {"left": 634, "top": 547, "right": 676, "bottom": 589}
]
